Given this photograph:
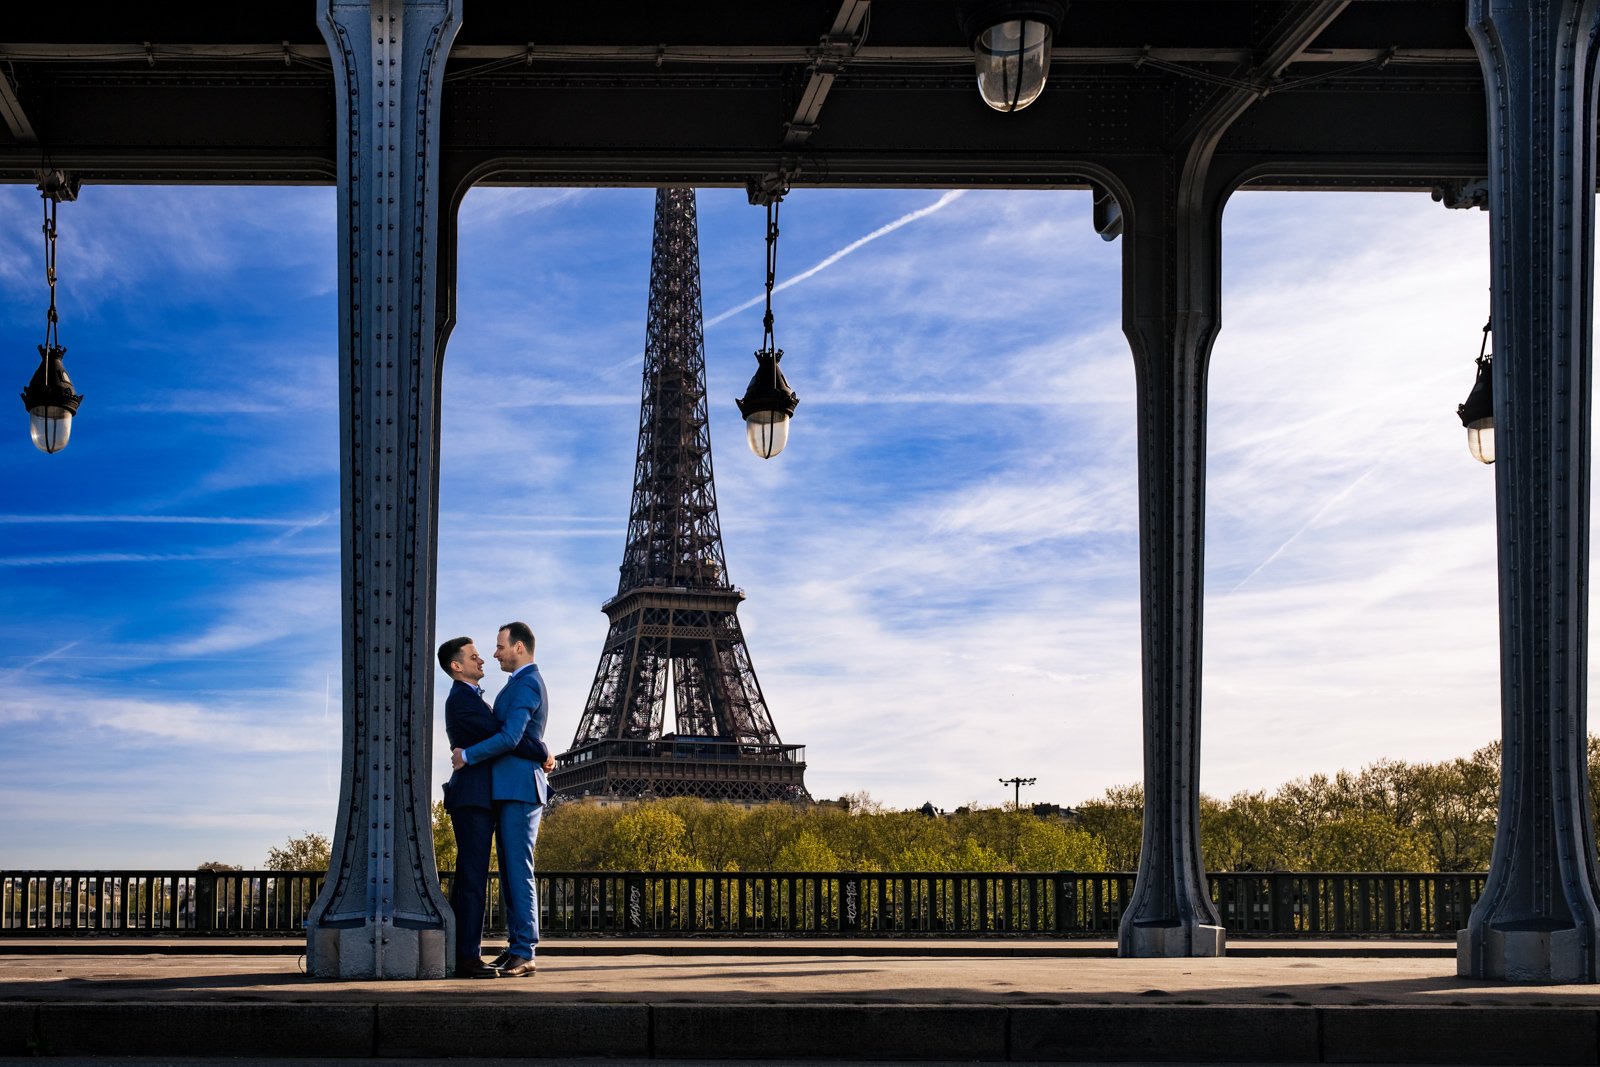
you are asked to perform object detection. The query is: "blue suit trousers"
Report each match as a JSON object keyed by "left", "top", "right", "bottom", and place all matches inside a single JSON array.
[
  {"left": 496, "top": 800, "right": 543, "bottom": 958},
  {"left": 447, "top": 805, "right": 496, "bottom": 961}
]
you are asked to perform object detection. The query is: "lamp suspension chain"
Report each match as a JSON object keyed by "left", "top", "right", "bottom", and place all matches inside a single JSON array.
[
  {"left": 42, "top": 191, "right": 59, "bottom": 355},
  {"left": 762, "top": 197, "right": 780, "bottom": 360}
]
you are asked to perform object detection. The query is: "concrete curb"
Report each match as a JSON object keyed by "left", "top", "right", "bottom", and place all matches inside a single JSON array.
[{"left": 2, "top": 1002, "right": 1597, "bottom": 1062}]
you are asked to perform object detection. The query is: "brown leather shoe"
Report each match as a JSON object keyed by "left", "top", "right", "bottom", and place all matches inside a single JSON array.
[
  {"left": 456, "top": 957, "right": 499, "bottom": 979},
  {"left": 499, "top": 954, "right": 536, "bottom": 977},
  {"left": 488, "top": 949, "right": 512, "bottom": 969}
]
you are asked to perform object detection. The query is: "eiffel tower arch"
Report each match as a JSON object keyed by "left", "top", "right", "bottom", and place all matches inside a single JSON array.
[{"left": 550, "top": 187, "right": 810, "bottom": 804}]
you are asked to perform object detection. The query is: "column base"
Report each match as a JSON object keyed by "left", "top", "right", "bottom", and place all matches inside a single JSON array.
[
  {"left": 1119, "top": 921, "right": 1226, "bottom": 958},
  {"left": 1458, "top": 925, "right": 1599, "bottom": 983},
  {"left": 308, "top": 923, "right": 449, "bottom": 979}
]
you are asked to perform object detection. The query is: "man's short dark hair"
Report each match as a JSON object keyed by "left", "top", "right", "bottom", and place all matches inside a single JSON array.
[
  {"left": 500, "top": 621, "right": 536, "bottom": 655},
  {"left": 438, "top": 636, "right": 473, "bottom": 673}
]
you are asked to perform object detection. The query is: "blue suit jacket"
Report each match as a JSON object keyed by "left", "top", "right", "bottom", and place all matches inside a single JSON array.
[
  {"left": 442, "top": 679, "right": 548, "bottom": 810},
  {"left": 463, "top": 664, "right": 550, "bottom": 806}
]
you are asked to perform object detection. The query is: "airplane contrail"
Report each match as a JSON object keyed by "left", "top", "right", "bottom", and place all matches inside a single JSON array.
[{"left": 703, "top": 189, "right": 969, "bottom": 329}]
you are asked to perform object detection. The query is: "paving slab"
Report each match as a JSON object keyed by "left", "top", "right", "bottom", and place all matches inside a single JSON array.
[
  {"left": 0, "top": 937, "right": 1459, "bottom": 958},
  {"left": 0, "top": 948, "right": 1596, "bottom": 1062}
]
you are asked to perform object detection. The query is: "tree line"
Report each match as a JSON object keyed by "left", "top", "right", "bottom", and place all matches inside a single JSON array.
[{"left": 249, "top": 736, "right": 1600, "bottom": 873}]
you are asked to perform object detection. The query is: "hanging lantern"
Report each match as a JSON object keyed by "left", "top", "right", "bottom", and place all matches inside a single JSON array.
[
  {"left": 20, "top": 170, "right": 83, "bottom": 455},
  {"left": 738, "top": 180, "right": 799, "bottom": 459},
  {"left": 22, "top": 345, "right": 82, "bottom": 454},
  {"left": 737, "top": 349, "right": 799, "bottom": 459},
  {"left": 1457, "top": 321, "right": 1494, "bottom": 464}
]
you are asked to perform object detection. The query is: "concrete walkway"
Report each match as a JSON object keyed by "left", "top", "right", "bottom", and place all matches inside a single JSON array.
[{"left": 1, "top": 940, "right": 1596, "bottom": 1062}]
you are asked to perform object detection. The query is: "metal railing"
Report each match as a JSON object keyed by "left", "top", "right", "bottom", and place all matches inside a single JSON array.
[{"left": 0, "top": 870, "right": 1485, "bottom": 938}]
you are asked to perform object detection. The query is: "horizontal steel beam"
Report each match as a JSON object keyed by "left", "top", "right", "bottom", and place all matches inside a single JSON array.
[{"left": 0, "top": 42, "right": 1478, "bottom": 67}]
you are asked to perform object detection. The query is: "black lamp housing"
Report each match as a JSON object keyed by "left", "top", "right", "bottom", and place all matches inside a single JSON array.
[
  {"left": 736, "top": 348, "right": 799, "bottom": 460},
  {"left": 21, "top": 344, "right": 83, "bottom": 454},
  {"left": 1457, "top": 352, "right": 1494, "bottom": 464}
]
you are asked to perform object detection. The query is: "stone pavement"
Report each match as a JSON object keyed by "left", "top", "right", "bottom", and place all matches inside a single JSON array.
[{"left": 1, "top": 940, "right": 1597, "bottom": 1062}]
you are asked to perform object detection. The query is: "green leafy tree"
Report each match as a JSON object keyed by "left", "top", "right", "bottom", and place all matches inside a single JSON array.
[
  {"left": 605, "top": 807, "right": 700, "bottom": 871},
  {"left": 196, "top": 860, "right": 242, "bottom": 872},
  {"left": 732, "top": 803, "right": 803, "bottom": 870},
  {"left": 1202, "top": 791, "right": 1296, "bottom": 871},
  {"left": 666, "top": 798, "right": 750, "bottom": 871},
  {"left": 431, "top": 801, "right": 457, "bottom": 874},
  {"left": 265, "top": 832, "right": 331, "bottom": 871},
  {"left": 1302, "top": 810, "right": 1434, "bottom": 871},
  {"left": 1073, "top": 784, "right": 1143, "bottom": 870},
  {"left": 537, "top": 801, "right": 622, "bottom": 870},
  {"left": 1013, "top": 818, "right": 1108, "bottom": 870},
  {"left": 774, "top": 828, "right": 842, "bottom": 871}
]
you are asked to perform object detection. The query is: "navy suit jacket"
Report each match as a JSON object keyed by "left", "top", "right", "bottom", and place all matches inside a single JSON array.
[
  {"left": 463, "top": 664, "right": 550, "bottom": 806},
  {"left": 442, "top": 679, "right": 548, "bottom": 811}
]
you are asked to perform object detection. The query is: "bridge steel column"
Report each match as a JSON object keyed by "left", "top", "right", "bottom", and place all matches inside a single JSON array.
[
  {"left": 1112, "top": 155, "right": 1229, "bottom": 959},
  {"left": 1111, "top": 0, "right": 1351, "bottom": 959},
  {"left": 1460, "top": 0, "right": 1600, "bottom": 984},
  {"left": 304, "top": 0, "right": 461, "bottom": 980}
]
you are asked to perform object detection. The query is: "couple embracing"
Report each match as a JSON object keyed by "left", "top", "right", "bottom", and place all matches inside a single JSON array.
[{"left": 437, "top": 621, "right": 552, "bottom": 979}]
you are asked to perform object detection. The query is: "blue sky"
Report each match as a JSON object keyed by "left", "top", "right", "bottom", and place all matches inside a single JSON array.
[{"left": 0, "top": 181, "right": 1500, "bottom": 868}]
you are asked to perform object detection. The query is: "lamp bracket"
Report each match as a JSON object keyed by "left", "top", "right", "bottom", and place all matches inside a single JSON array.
[
  {"left": 1433, "top": 178, "right": 1489, "bottom": 211},
  {"left": 35, "top": 168, "right": 78, "bottom": 203},
  {"left": 746, "top": 170, "right": 793, "bottom": 207}
]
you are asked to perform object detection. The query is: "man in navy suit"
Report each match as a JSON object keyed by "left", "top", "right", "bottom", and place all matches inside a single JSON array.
[
  {"left": 452, "top": 621, "right": 550, "bottom": 978},
  {"left": 437, "top": 635, "right": 551, "bottom": 978}
]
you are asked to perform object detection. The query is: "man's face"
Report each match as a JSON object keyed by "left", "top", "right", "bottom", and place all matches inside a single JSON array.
[
  {"left": 453, "top": 643, "right": 485, "bottom": 683},
  {"left": 493, "top": 629, "right": 519, "bottom": 673}
]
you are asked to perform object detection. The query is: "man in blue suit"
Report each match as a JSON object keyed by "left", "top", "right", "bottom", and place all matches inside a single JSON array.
[
  {"left": 451, "top": 620, "right": 549, "bottom": 978},
  {"left": 437, "top": 636, "right": 552, "bottom": 978}
]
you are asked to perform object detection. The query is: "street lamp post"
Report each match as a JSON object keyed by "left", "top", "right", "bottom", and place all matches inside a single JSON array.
[{"left": 999, "top": 776, "right": 1036, "bottom": 809}]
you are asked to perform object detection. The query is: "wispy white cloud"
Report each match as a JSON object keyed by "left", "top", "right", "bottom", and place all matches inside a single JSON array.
[{"left": 0, "top": 513, "right": 332, "bottom": 526}]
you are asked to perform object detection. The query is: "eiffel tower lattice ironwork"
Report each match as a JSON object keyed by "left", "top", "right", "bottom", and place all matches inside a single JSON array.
[{"left": 550, "top": 187, "right": 809, "bottom": 804}]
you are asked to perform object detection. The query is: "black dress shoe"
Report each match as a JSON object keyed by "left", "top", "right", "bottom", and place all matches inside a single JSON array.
[
  {"left": 499, "top": 954, "right": 536, "bottom": 977},
  {"left": 488, "top": 950, "right": 512, "bottom": 968},
  {"left": 456, "top": 958, "right": 499, "bottom": 979}
]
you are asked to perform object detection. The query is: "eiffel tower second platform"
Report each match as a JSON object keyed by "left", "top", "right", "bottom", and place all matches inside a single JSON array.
[{"left": 549, "top": 187, "right": 809, "bottom": 805}]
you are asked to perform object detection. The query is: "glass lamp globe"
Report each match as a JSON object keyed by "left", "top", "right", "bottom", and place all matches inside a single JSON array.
[
  {"left": 29, "top": 407, "right": 75, "bottom": 454},
  {"left": 975, "top": 19, "right": 1054, "bottom": 112},
  {"left": 1466, "top": 421, "right": 1495, "bottom": 465},
  {"left": 736, "top": 348, "right": 799, "bottom": 462},
  {"left": 745, "top": 410, "right": 791, "bottom": 460}
]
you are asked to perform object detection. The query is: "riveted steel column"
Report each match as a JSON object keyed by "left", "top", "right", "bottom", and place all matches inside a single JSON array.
[
  {"left": 1112, "top": 157, "right": 1227, "bottom": 958},
  {"left": 304, "top": 0, "right": 460, "bottom": 980},
  {"left": 1460, "top": 0, "right": 1600, "bottom": 984}
]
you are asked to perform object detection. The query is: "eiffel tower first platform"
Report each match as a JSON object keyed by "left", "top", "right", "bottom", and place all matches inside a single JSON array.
[{"left": 550, "top": 187, "right": 809, "bottom": 805}]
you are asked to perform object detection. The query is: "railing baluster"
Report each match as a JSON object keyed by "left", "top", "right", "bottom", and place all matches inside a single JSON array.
[{"left": 0, "top": 868, "right": 1496, "bottom": 939}]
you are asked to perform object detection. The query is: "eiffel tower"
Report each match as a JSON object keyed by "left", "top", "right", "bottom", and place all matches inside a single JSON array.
[{"left": 550, "top": 187, "right": 809, "bottom": 804}]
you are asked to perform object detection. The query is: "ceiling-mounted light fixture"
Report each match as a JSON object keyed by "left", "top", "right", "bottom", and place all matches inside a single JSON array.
[
  {"left": 737, "top": 177, "right": 799, "bottom": 460},
  {"left": 1457, "top": 320, "right": 1494, "bottom": 464},
  {"left": 20, "top": 170, "right": 83, "bottom": 455},
  {"left": 958, "top": 0, "right": 1067, "bottom": 113}
]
